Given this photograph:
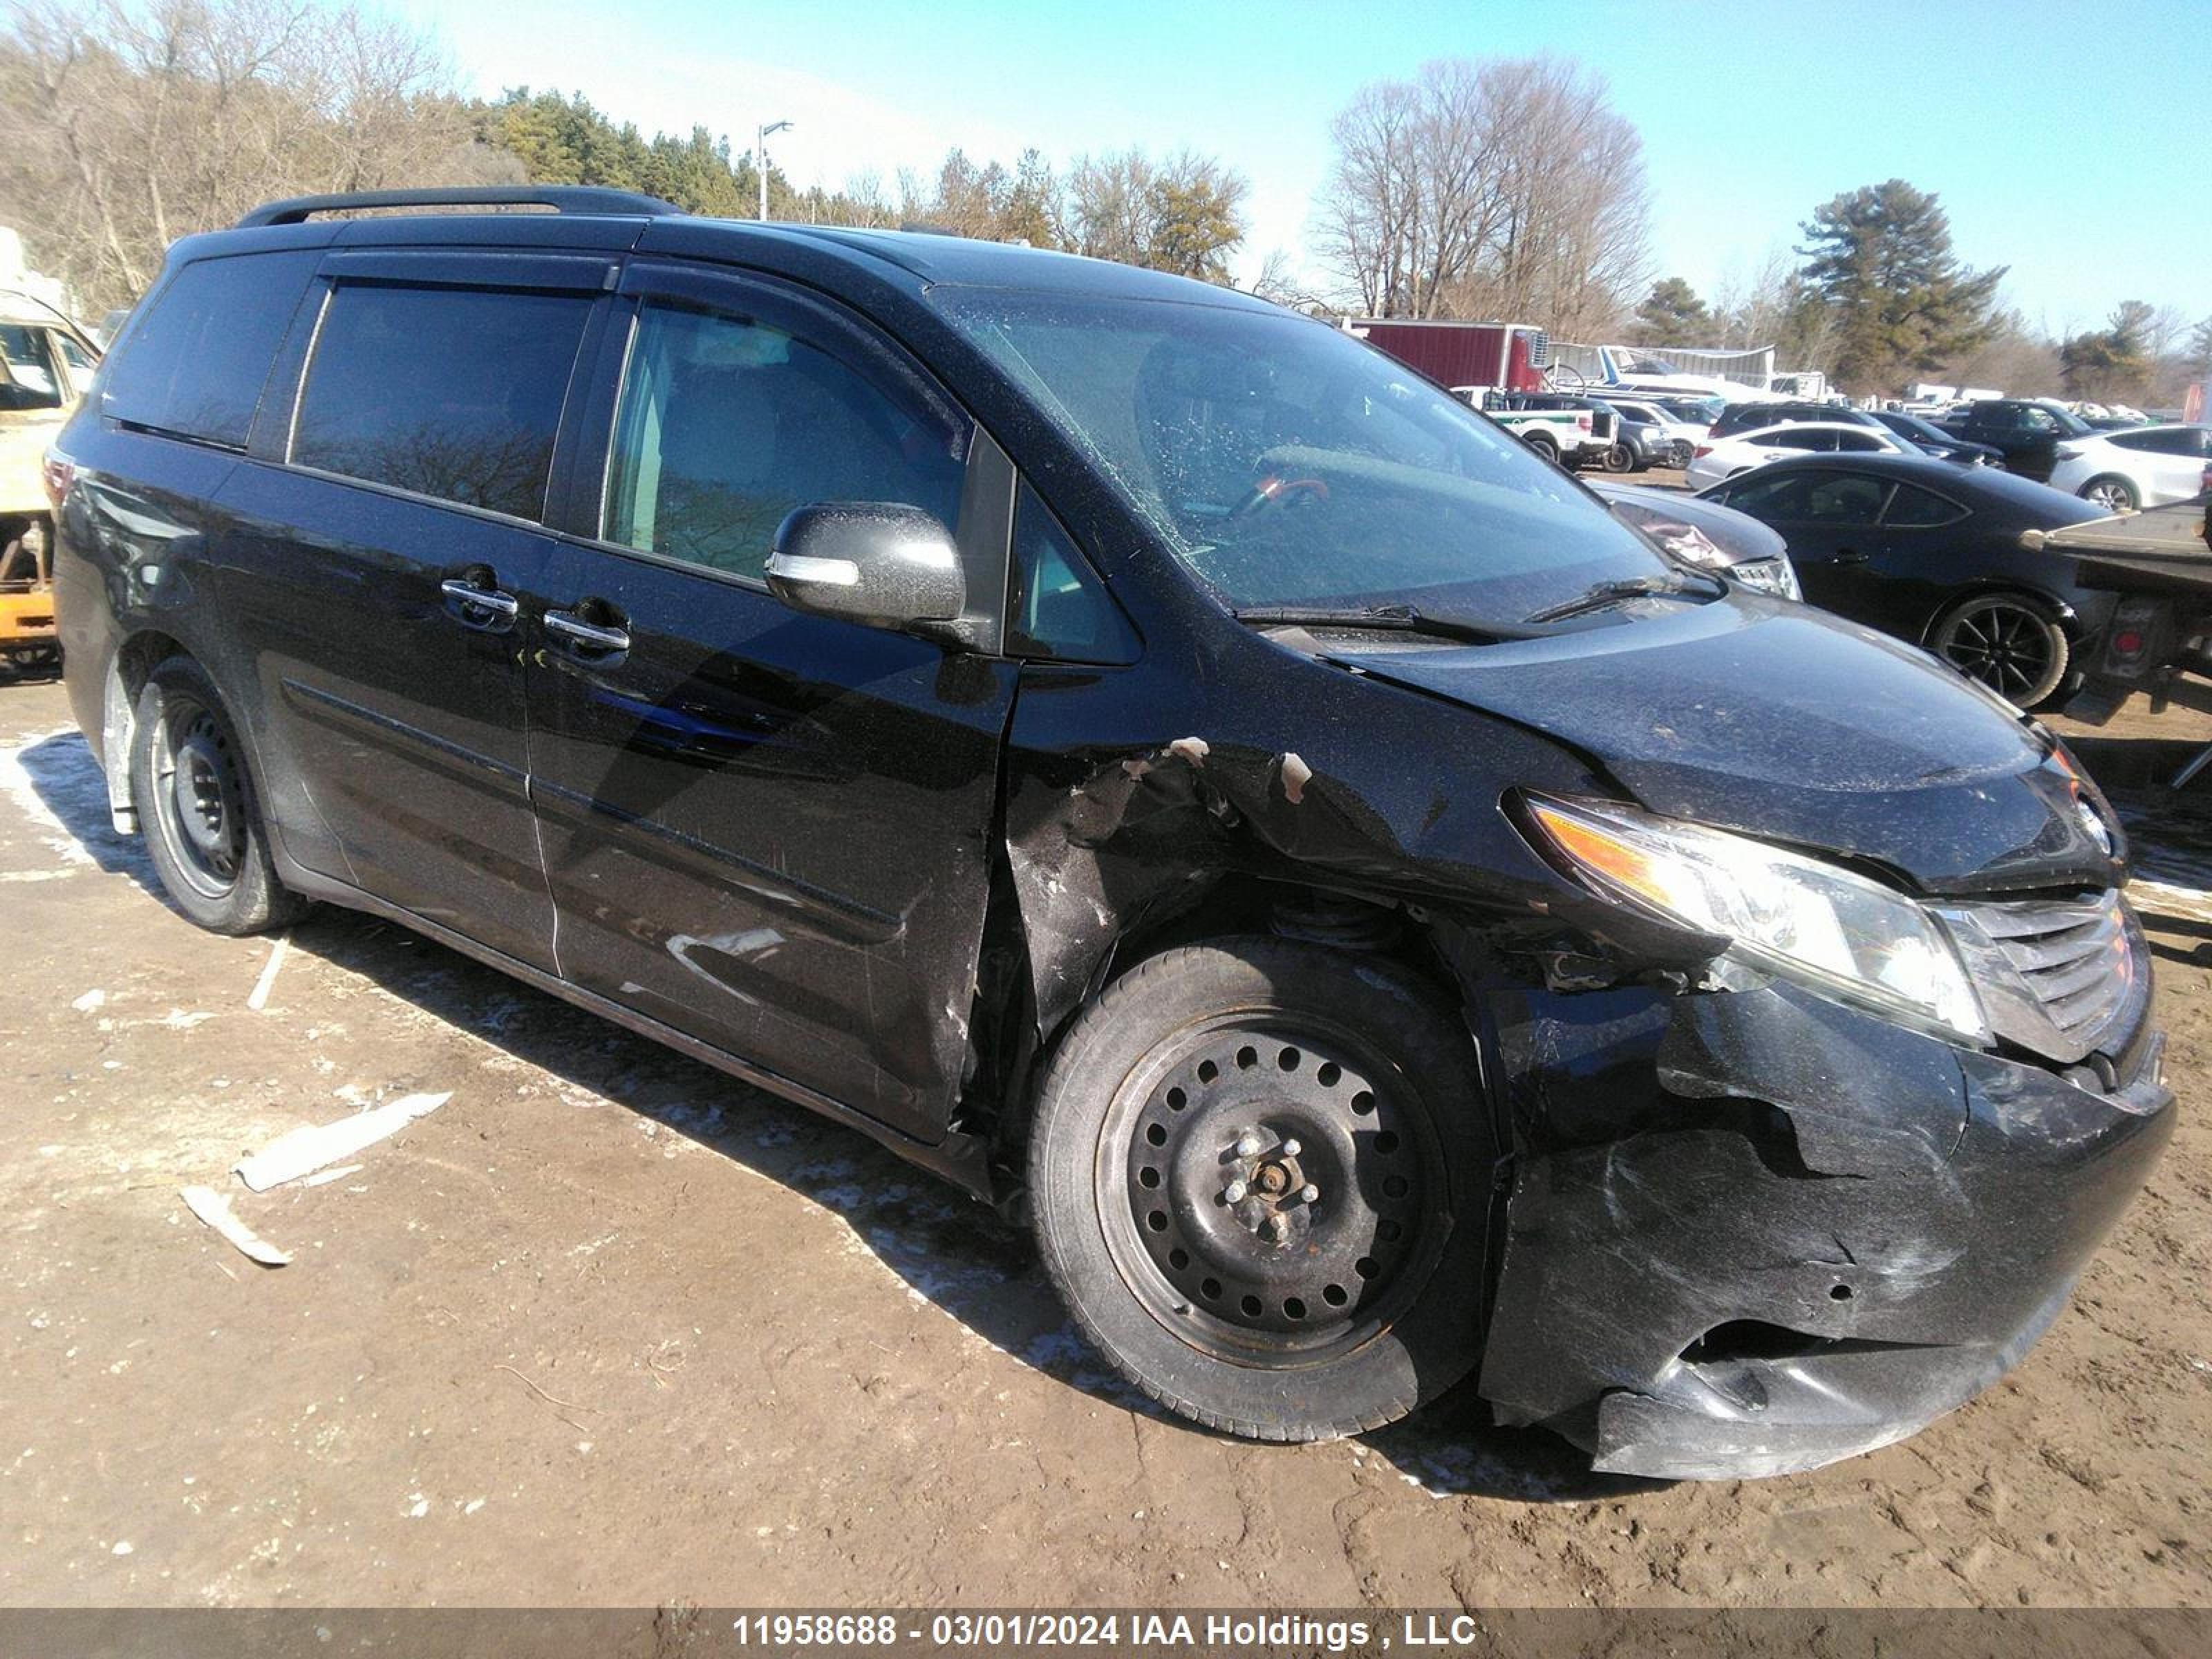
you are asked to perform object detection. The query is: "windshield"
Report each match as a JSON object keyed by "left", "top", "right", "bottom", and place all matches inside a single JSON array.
[{"left": 934, "top": 289, "right": 1665, "bottom": 620}]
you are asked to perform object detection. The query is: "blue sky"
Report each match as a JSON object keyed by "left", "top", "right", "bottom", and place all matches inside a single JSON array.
[{"left": 391, "top": 0, "right": 2210, "bottom": 335}]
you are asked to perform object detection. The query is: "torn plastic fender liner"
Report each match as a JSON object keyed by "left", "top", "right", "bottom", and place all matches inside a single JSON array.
[{"left": 1477, "top": 976, "right": 2173, "bottom": 1479}]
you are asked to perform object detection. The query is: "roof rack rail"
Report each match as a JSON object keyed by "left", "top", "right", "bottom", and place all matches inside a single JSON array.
[{"left": 235, "top": 186, "right": 684, "bottom": 229}]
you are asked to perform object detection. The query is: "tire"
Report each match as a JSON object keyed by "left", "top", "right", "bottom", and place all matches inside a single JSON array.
[
  {"left": 1930, "top": 593, "right": 2071, "bottom": 708},
  {"left": 1601, "top": 442, "right": 1633, "bottom": 473},
  {"left": 129, "top": 656, "right": 306, "bottom": 935},
  {"left": 1027, "top": 936, "right": 1494, "bottom": 1441},
  {"left": 2079, "top": 475, "right": 2139, "bottom": 513},
  {"left": 1523, "top": 432, "right": 1560, "bottom": 466}
]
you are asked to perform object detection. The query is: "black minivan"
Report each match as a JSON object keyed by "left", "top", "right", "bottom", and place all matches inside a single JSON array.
[{"left": 50, "top": 188, "right": 2172, "bottom": 1480}]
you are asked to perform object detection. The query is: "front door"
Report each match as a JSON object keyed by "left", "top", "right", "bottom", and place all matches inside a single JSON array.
[
  {"left": 1721, "top": 467, "right": 1900, "bottom": 626},
  {"left": 527, "top": 263, "right": 1016, "bottom": 1139},
  {"left": 219, "top": 257, "right": 607, "bottom": 970}
]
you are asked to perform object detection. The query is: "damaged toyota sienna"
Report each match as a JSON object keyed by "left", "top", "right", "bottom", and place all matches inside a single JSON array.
[{"left": 49, "top": 188, "right": 2172, "bottom": 1479}]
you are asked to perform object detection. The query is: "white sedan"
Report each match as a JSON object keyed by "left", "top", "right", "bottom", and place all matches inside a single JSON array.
[
  {"left": 1683, "top": 421, "right": 1909, "bottom": 491},
  {"left": 2045, "top": 424, "right": 2212, "bottom": 512}
]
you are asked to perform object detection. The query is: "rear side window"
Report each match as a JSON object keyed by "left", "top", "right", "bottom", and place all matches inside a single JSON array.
[
  {"left": 1725, "top": 471, "right": 1887, "bottom": 523},
  {"left": 2114, "top": 427, "right": 2209, "bottom": 457},
  {"left": 290, "top": 283, "right": 592, "bottom": 521},
  {"left": 102, "top": 252, "right": 319, "bottom": 447}
]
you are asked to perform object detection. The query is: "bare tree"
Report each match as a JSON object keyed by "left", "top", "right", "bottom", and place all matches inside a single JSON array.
[
  {"left": 1, "top": 0, "right": 469, "bottom": 310},
  {"left": 1314, "top": 55, "right": 1650, "bottom": 332},
  {"left": 1056, "top": 147, "right": 1247, "bottom": 279}
]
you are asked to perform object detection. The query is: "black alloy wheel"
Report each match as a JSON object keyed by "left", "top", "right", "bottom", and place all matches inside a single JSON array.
[{"left": 1931, "top": 594, "right": 2070, "bottom": 707}]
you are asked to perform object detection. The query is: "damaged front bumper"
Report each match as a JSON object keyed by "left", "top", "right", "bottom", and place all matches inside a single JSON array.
[{"left": 1477, "top": 975, "right": 2174, "bottom": 1481}]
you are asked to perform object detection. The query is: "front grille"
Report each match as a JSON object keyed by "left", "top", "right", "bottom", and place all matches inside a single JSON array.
[{"left": 1944, "top": 889, "right": 2146, "bottom": 1065}]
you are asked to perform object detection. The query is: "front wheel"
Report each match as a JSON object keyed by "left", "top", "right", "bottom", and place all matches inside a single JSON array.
[
  {"left": 1601, "top": 442, "right": 1634, "bottom": 473},
  {"left": 1028, "top": 937, "right": 1494, "bottom": 1441},
  {"left": 1931, "top": 594, "right": 2071, "bottom": 708},
  {"left": 2079, "top": 475, "right": 2139, "bottom": 513},
  {"left": 130, "top": 657, "right": 306, "bottom": 934}
]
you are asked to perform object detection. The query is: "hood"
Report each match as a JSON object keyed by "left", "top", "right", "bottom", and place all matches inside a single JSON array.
[{"left": 1328, "top": 597, "right": 2119, "bottom": 895}]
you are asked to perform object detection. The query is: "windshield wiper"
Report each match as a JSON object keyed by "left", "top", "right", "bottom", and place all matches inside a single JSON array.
[
  {"left": 1521, "top": 570, "right": 1725, "bottom": 624},
  {"left": 1231, "top": 603, "right": 1562, "bottom": 644}
]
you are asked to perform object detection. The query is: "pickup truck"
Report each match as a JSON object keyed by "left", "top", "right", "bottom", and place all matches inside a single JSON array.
[
  {"left": 1936, "top": 399, "right": 2098, "bottom": 481},
  {"left": 1457, "top": 388, "right": 1617, "bottom": 468}
]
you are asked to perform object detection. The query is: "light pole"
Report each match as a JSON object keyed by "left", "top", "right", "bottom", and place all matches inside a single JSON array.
[{"left": 756, "top": 119, "right": 791, "bottom": 221}]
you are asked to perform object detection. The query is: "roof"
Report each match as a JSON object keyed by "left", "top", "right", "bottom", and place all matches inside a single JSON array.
[
  {"left": 214, "top": 185, "right": 1278, "bottom": 313},
  {"left": 667, "top": 219, "right": 1280, "bottom": 308},
  {"left": 0, "top": 288, "right": 93, "bottom": 342}
]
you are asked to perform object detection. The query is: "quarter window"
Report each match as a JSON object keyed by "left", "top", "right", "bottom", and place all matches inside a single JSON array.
[
  {"left": 1884, "top": 484, "right": 1965, "bottom": 527},
  {"left": 102, "top": 251, "right": 320, "bottom": 448},
  {"left": 602, "top": 301, "right": 968, "bottom": 581},
  {"left": 291, "top": 283, "right": 592, "bottom": 521},
  {"left": 1005, "top": 482, "right": 1138, "bottom": 664}
]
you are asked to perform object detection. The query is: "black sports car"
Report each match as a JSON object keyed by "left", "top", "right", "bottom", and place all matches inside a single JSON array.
[{"left": 1698, "top": 452, "right": 2112, "bottom": 706}]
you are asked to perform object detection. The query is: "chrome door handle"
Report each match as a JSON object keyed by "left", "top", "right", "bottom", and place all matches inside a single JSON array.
[
  {"left": 440, "top": 577, "right": 519, "bottom": 627},
  {"left": 545, "top": 608, "right": 631, "bottom": 655}
]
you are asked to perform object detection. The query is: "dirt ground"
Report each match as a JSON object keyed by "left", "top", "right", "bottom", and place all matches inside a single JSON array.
[{"left": 3, "top": 673, "right": 2209, "bottom": 1611}]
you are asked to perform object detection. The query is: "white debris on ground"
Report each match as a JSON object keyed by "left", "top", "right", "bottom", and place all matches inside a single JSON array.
[
  {"left": 232, "top": 1092, "right": 451, "bottom": 1192},
  {"left": 178, "top": 1185, "right": 292, "bottom": 1267}
]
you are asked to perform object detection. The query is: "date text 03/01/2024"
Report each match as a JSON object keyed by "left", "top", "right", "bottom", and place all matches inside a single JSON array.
[{"left": 726, "top": 1611, "right": 1512, "bottom": 1650}]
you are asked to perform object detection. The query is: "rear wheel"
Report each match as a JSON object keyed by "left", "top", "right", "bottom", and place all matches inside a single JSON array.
[
  {"left": 130, "top": 657, "right": 305, "bottom": 934},
  {"left": 1523, "top": 431, "right": 1561, "bottom": 466},
  {"left": 1028, "top": 937, "right": 1493, "bottom": 1441},
  {"left": 1931, "top": 594, "right": 2070, "bottom": 707},
  {"left": 2079, "top": 475, "right": 2139, "bottom": 512}
]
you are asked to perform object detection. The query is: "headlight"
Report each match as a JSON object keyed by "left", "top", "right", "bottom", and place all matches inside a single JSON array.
[
  {"left": 1728, "top": 554, "right": 1801, "bottom": 600},
  {"left": 1523, "top": 794, "right": 1988, "bottom": 1044}
]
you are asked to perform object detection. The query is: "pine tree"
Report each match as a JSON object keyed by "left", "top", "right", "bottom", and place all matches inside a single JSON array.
[
  {"left": 1630, "top": 277, "right": 1710, "bottom": 346},
  {"left": 1798, "top": 180, "right": 2003, "bottom": 393}
]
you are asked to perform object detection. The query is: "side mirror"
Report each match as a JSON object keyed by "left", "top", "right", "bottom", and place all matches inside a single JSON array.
[{"left": 765, "top": 503, "right": 966, "bottom": 638}]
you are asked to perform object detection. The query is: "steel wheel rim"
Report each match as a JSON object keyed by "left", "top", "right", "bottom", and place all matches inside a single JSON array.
[
  {"left": 150, "top": 696, "right": 245, "bottom": 899},
  {"left": 1094, "top": 1011, "right": 1450, "bottom": 1366},
  {"left": 1938, "top": 601, "right": 2054, "bottom": 700}
]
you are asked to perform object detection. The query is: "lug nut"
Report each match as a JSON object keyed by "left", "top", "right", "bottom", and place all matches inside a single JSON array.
[
  {"left": 1235, "top": 1131, "right": 1265, "bottom": 1159},
  {"left": 1300, "top": 1183, "right": 1320, "bottom": 1203},
  {"left": 1265, "top": 1213, "right": 1291, "bottom": 1244},
  {"left": 1223, "top": 1179, "right": 1248, "bottom": 1204},
  {"left": 1281, "top": 1138, "right": 1302, "bottom": 1157}
]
